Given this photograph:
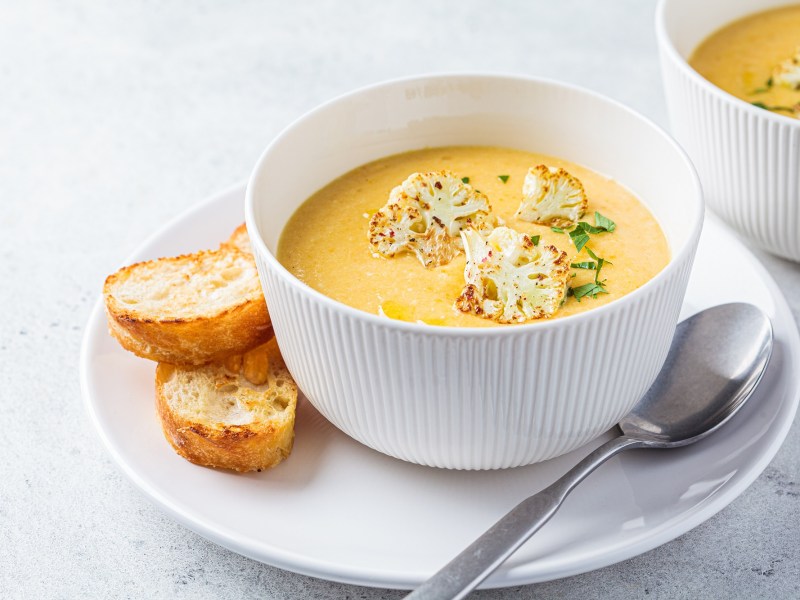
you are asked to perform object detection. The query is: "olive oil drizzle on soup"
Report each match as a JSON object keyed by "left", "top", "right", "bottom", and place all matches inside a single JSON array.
[
  {"left": 690, "top": 4, "right": 800, "bottom": 119},
  {"left": 277, "top": 146, "right": 670, "bottom": 327}
]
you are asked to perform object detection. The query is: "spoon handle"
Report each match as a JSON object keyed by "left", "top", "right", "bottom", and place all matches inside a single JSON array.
[{"left": 406, "top": 435, "right": 644, "bottom": 600}]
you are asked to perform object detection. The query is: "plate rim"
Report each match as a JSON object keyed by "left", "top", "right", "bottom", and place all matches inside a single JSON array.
[{"left": 81, "top": 183, "right": 800, "bottom": 590}]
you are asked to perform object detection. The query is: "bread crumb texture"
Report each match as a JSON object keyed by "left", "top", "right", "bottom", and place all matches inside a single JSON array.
[
  {"left": 107, "top": 249, "right": 261, "bottom": 320},
  {"left": 103, "top": 242, "right": 271, "bottom": 365}
]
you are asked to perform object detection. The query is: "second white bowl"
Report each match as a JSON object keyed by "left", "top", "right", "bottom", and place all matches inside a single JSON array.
[{"left": 657, "top": 0, "right": 800, "bottom": 262}]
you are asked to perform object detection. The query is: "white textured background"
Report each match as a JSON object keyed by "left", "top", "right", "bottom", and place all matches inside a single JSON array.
[{"left": 1, "top": 0, "right": 798, "bottom": 598}]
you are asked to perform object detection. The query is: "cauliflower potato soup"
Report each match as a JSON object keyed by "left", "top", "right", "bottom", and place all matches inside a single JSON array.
[
  {"left": 690, "top": 4, "right": 800, "bottom": 119},
  {"left": 277, "top": 146, "right": 669, "bottom": 327}
]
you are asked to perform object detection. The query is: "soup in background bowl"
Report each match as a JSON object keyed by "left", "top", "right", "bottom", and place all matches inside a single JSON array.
[
  {"left": 246, "top": 74, "right": 703, "bottom": 469},
  {"left": 690, "top": 4, "right": 800, "bottom": 120}
]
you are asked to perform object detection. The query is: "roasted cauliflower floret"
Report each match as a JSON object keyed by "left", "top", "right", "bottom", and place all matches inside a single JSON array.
[
  {"left": 774, "top": 47, "right": 800, "bottom": 90},
  {"left": 368, "top": 171, "right": 495, "bottom": 268},
  {"left": 515, "top": 165, "right": 588, "bottom": 227},
  {"left": 455, "top": 227, "right": 570, "bottom": 323}
]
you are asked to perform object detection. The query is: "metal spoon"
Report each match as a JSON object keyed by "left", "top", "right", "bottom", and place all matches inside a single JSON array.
[{"left": 407, "top": 302, "right": 773, "bottom": 600}]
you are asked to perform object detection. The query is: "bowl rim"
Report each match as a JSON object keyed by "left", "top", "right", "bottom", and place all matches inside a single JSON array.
[
  {"left": 245, "top": 72, "right": 704, "bottom": 337},
  {"left": 655, "top": 0, "right": 800, "bottom": 130}
]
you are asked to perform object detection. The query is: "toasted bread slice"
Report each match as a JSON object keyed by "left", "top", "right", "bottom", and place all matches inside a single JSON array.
[
  {"left": 222, "top": 223, "right": 253, "bottom": 255},
  {"left": 104, "top": 246, "right": 271, "bottom": 365},
  {"left": 155, "top": 338, "right": 297, "bottom": 472}
]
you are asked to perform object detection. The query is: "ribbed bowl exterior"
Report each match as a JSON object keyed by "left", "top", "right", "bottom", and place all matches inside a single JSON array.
[
  {"left": 658, "top": 1, "right": 800, "bottom": 261},
  {"left": 255, "top": 248, "right": 696, "bottom": 470}
]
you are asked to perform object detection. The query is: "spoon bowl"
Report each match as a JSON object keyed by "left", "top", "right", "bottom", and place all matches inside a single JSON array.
[
  {"left": 620, "top": 303, "right": 773, "bottom": 447},
  {"left": 409, "top": 303, "right": 773, "bottom": 600}
]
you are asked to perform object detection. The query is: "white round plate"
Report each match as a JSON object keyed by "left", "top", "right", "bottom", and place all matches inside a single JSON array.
[{"left": 81, "top": 183, "right": 800, "bottom": 590}]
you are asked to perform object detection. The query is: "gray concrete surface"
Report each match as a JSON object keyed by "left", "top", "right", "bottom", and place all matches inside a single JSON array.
[{"left": 1, "top": 1, "right": 798, "bottom": 598}]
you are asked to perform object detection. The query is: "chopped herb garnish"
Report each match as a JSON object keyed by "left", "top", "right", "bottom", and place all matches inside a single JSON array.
[
  {"left": 571, "top": 281, "right": 608, "bottom": 302},
  {"left": 562, "top": 214, "right": 615, "bottom": 300},
  {"left": 584, "top": 246, "right": 601, "bottom": 261},
  {"left": 498, "top": 174, "right": 510, "bottom": 184},
  {"left": 586, "top": 252, "right": 606, "bottom": 283},
  {"left": 578, "top": 222, "right": 601, "bottom": 234},
  {"left": 571, "top": 261, "right": 597, "bottom": 270},
  {"left": 530, "top": 234, "right": 540, "bottom": 246},
  {"left": 555, "top": 213, "right": 617, "bottom": 253},
  {"left": 594, "top": 211, "right": 616, "bottom": 232},
  {"left": 751, "top": 77, "right": 773, "bottom": 94},
  {"left": 751, "top": 101, "right": 796, "bottom": 113},
  {"left": 461, "top": 177, "right": 470, "bottom": 184},
  {"left": 567, "top": 246, "right": 611, "bottom": 301},
  {"left": 569, "top": 228, "right": 590, "bottom": 252},
  {"left": 570, "top": 217, "right": 614, "bottom": 236},
  {"left": 585, "top": 247, "right": 608, "bottom": 282}
]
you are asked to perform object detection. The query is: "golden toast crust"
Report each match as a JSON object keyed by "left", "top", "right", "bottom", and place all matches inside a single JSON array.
[
  {"left": 154, "top": 339, "right": 296, "bottom": 472},
  {"left": 222, "top": 223, "right": 253, "bottom": 255},
  {"left": 103, "top": 247, "right": 271, "bottom": 365},
  {"left": 104, "top": 224, "right": 297, "bottom": 472}
]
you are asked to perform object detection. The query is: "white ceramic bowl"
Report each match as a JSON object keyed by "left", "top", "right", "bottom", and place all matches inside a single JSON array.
[
  {"left": 245, "top": 74, "right": 703, "bottom": 470},
  {"left": 657, "top": 0, "right": 800, "bottom": 262}
]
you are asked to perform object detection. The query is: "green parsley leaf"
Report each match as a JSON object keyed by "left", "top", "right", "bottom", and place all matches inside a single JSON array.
[
  {"left": 569, "top": 228, "right": 590, "bottom": 252},
  {"left": 571, "top": 261, "right": 597, "bottom": 270},
  {"left": 461, "top": 177, "right": 470, "bottom": 184},
  {"left": 594, "top": 211, "right": 616, "bottom": 232},
  {"left": 584, "top": 246, "right": 600, "bottom": 261},
  {"left": 530, "top": 234, "right": 540, "bottom": 246},
  {"left": 570, "top": 215, "right": 615, "bottom": 236},
  {"left": 751, "top": 77, "right": 773, "bottom": 94},
  {"left": 751, "top": 101, "right": 796, "bottom": 113},
  {"left": 571, "top": 281, "right": 609, "bottom": 302},
  {"left": 584, "top": 246, "right": 612, "bottom": 266},
  {"left": 498, "top": 174, "right": 510, "bottom": 184},
  {"left": 551, "top": 226, "right": 565, "bottom": 234},
  {"left": 584, "top": 247, "right": 610, "bottom": 283},
  {"left": 573, "top": 221, "right": 598, "bottom": 234},
  {"left": 565, "top": 216, "right": 615, "bottom": 254},
  {"left": 596, "top": 258, "right": 605, "bottom": 281}
]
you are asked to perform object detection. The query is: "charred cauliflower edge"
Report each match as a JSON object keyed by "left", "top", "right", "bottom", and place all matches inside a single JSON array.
[
  {"left": 774, "top": 47, "right": 800, "bottom": 90},
  {"left": 515, "top": 165, "right": 588, "bottom": 228},
  {"left": 455, "top": 227, "right": 570, "bottom": 323},
  {"left": 368, "top": 171, "right": 496, "bottom": 268}
]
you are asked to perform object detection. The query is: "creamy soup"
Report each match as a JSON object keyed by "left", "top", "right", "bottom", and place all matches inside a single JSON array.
[
  {"left": 278, "top": 146, "right": 669, "bottom": 327},
  {"left": 690, "top": 4, "right": 800, "bottom": 119}
]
